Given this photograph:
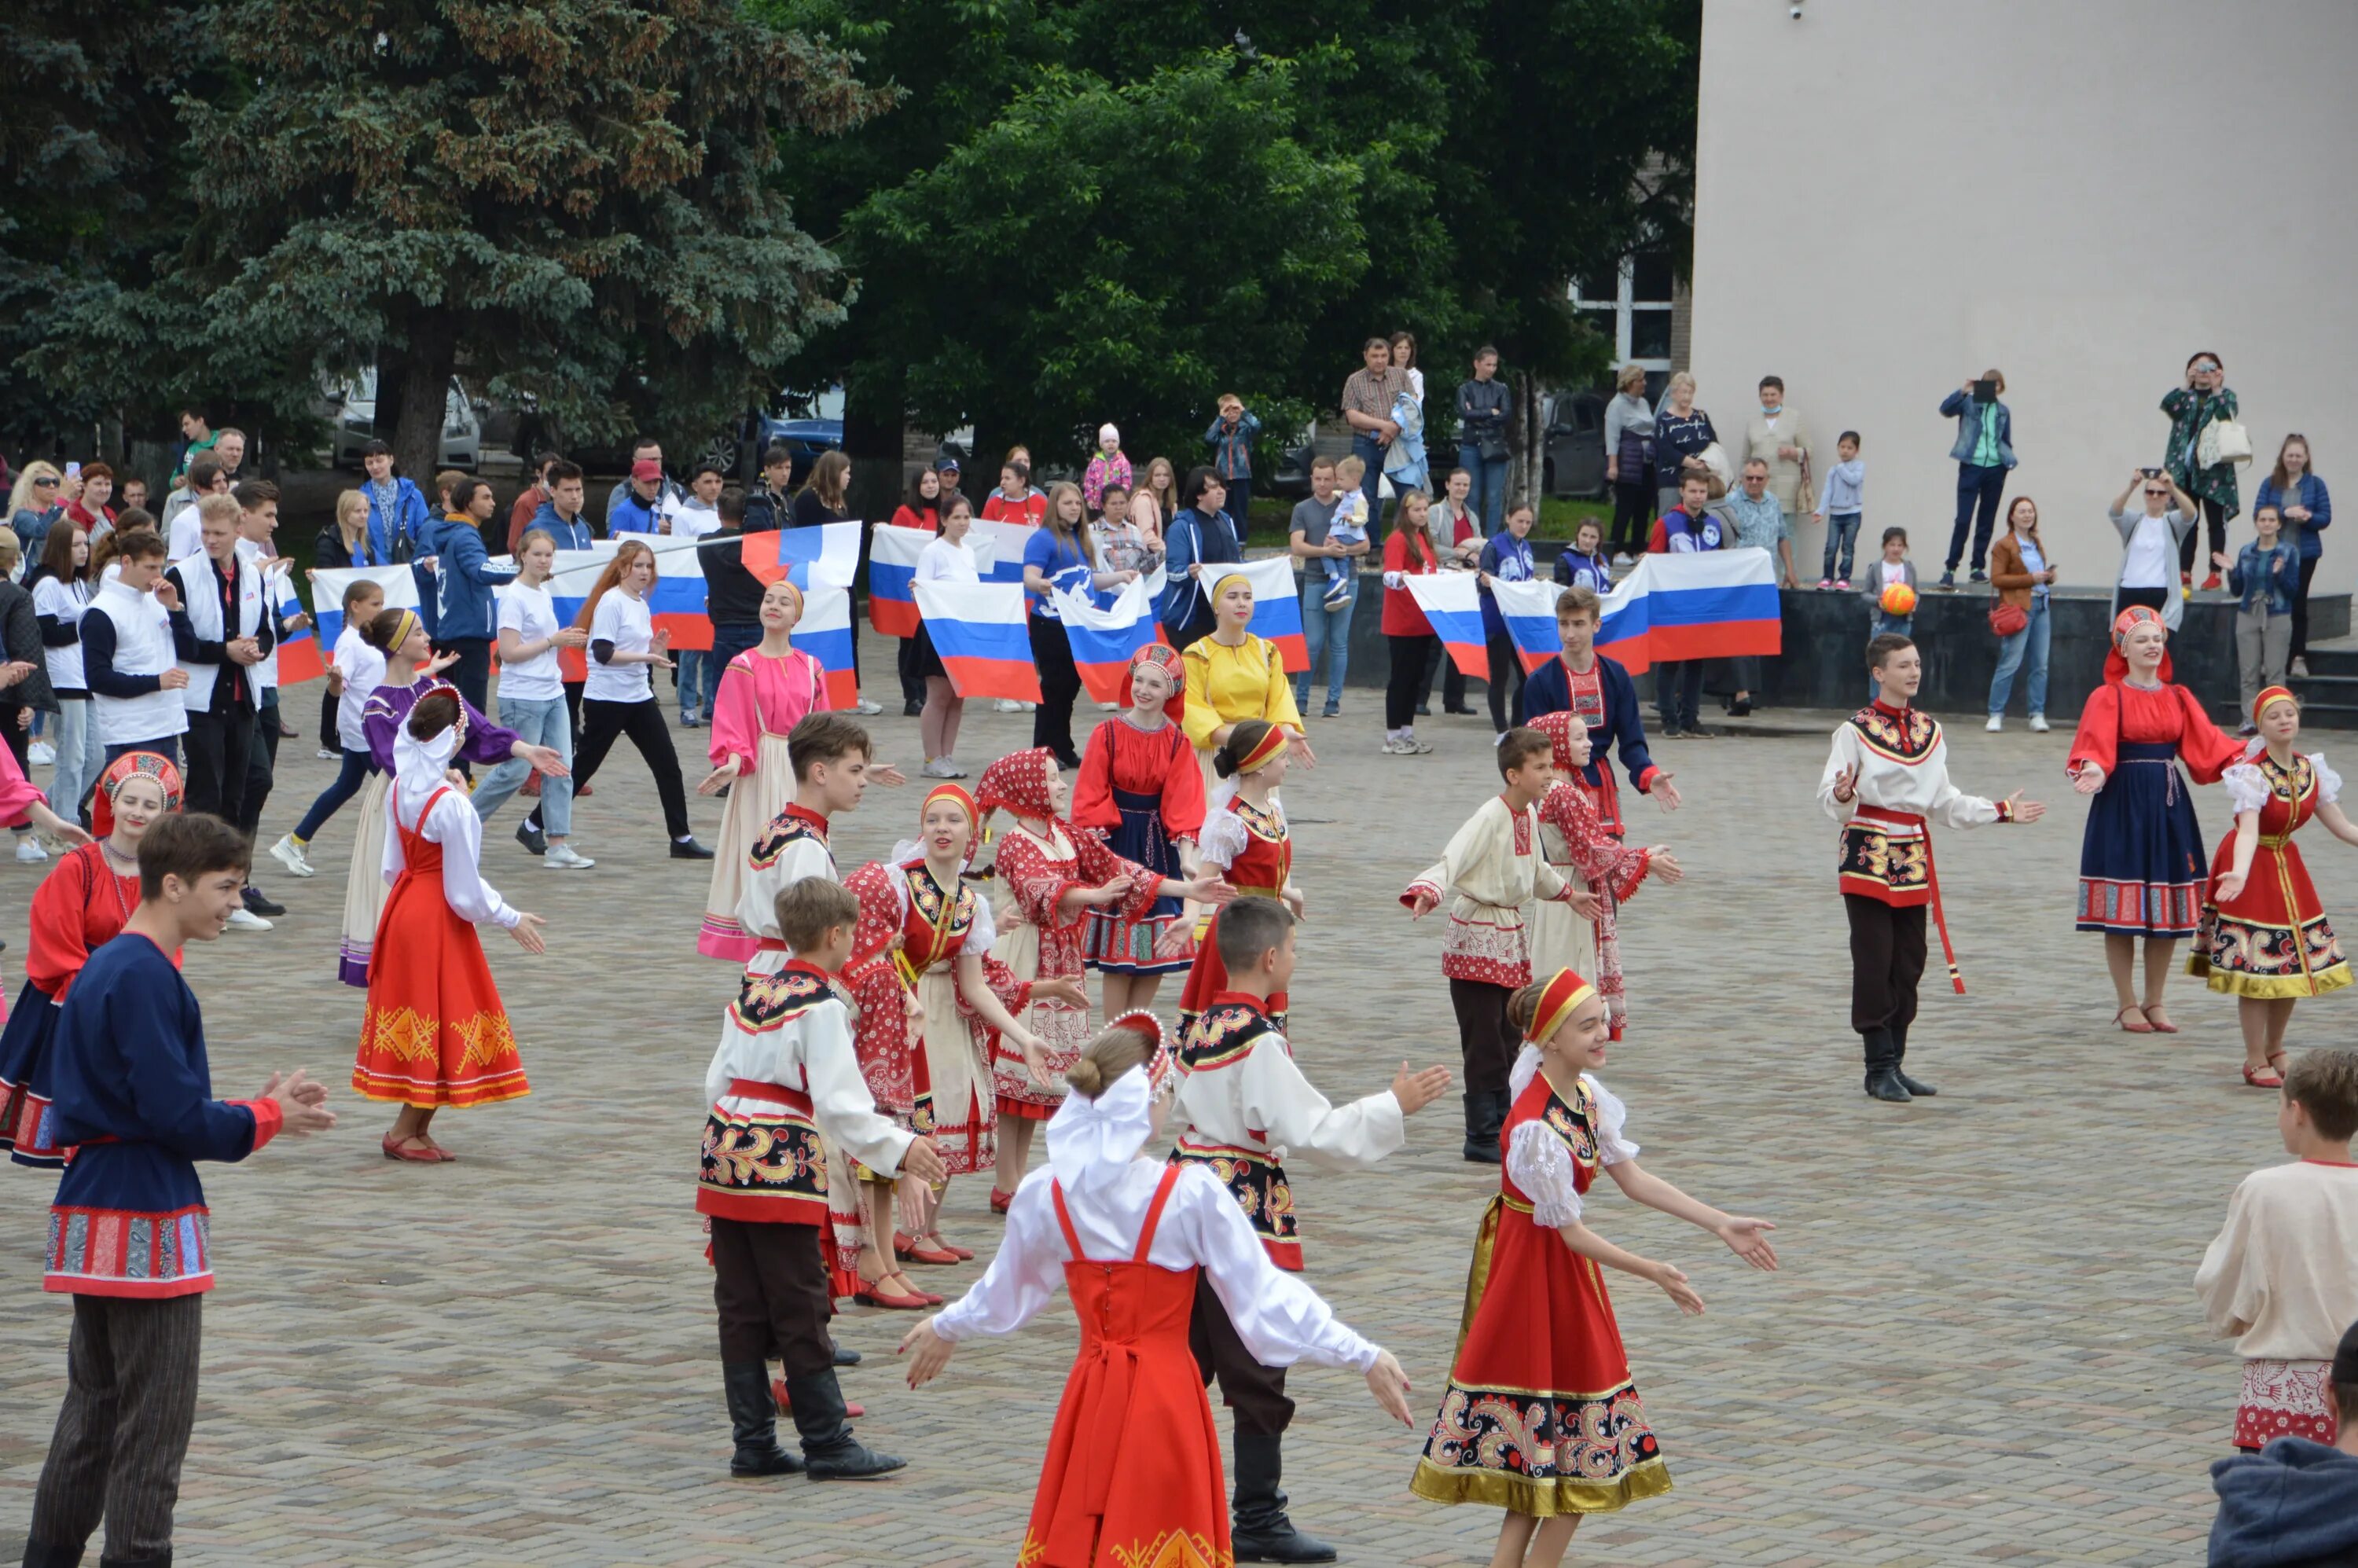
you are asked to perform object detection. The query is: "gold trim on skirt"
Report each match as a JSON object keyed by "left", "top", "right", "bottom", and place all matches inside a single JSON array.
[{"left": 1408, "top": 1454, "right": 1673, "bottom": 1516}]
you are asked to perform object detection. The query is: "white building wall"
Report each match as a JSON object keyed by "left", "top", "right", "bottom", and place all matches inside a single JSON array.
[{"left": 1691, "top": 0, "right": 2358, "bottom": 594}]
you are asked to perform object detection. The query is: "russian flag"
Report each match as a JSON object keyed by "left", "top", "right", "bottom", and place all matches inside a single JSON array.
[
  {"left": 307, "top": 564, "right": 421, "bottom": 653},
  {"left": 911, "top": 579, "right": 1041, "bottom": 703},
  {"left": 740, "top": 522, "right": 861, "bottom": 590},
  {"left": 1595, "top": 549, "right": 1782, "bottom": 676},
  {"left": 1493, "top": 577, "right": 1570, "bottom": 674},
  {"left": 1403, "top": 573, "right": 1490, "bottom": 678},
  {"left": 268, "top": 568, "right": 325, "bottom": 684},
  {"left": 868, "top": 523, "right": 928, "bottom": 637},
  {"left": 971, "top": 520, "right": 1036, "bottom": 586},
  {"left": 795, "top": 586, "right": 861, "bottom": 710},
  {"left": 544, "top": 542, "right": 713, "bottom": 656},
  {"left": 1234, "top": 556, "right": 1307, "bottom": 674},
  {"left": 1053, "top": 578, "right": 1159, "bottom": 703}
]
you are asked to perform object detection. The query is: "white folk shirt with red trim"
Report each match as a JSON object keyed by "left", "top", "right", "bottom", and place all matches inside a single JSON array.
[
  {"left": 1399, "top": 795, "right": 1573, "bottom": 986},
  {"left": 1817, "top": 700, "right": 2009, "bottom": 909}
]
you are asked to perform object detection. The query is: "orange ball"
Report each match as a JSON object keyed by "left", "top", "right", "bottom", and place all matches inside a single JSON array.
[{"left": 1880, "top": 582, "right": 1918, "bottom": 616}]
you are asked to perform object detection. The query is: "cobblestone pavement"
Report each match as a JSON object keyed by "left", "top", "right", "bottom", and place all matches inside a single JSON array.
[{"left": 0, "top": 668, "right": 2320, "bottom": 1566}]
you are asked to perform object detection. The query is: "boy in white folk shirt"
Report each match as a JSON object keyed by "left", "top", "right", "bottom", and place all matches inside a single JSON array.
[
  {"left": 1820, "top": 633, "right": 2044, "bottom": 1104},
  {"left": 1170, "top": 898, "right": 1449, "bottom": 1563},
  {"left": 696, "top": 876, "right": 948, "bottom": 1480}
]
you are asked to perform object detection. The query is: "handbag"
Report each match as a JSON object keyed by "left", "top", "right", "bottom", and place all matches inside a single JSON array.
[
  {"left": 2198, "top": 417, "right": 2254, "bottom": 468},
  {"left": 1989, "top": 599, "right": 2028, "bottom": 638},
  {"left": 1696, "top": 441, "right": 1734, "bottom": 488},
  {"left": 1475, "top": 429, "right": 1509, "bottom": 464}
]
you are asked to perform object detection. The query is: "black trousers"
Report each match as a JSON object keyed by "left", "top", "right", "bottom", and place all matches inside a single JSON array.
[
  {"left": 709, "top": 1218, "right": 834, "bottom": 1376},
  {"left": 1418, "top": 636, "right": 1467, "bottom": 711},
  {"left": 1028, "top": 615, "right": 1082, "bottom": 767},
  {"left": 2116, "top": 585, "right": 2170, "bottom": 615},
  {"left": 318, "top": 686, "right": 339, "bottom": 748},
  {"left": 237, "top": 695, "right": 281, "bottom": 843},
  {"left": 1191, "top": 1273, "right": 1293, "bottom": 1437},
  {"left": 2291, "top": 554, "right": 2322, "bottom": 660},
  {"left": 571, "top": 696, "right": 692, "bottom": 840},
  {"left": 1484, "top": 631, "right": 1526, "bottom": 734},
  {"left": 446, "top": 637, "right": 494, "bottom": 718},
  {"left": 1844, "top": 893, "right": 1927, "bottom": 1034},
  {"left": 1449, "top": 977, "right": 1519, "bottom": 1098},
  {"left": 1610, "top": 479, "right": 1652, "bottom": 554},
  {"left": 1387, "top": 633, "right": 1435, "bottom": 729},
  {"left": 2177, "top": 496, "right": 2231, "bottom": 575},
  {"left": 183, "top": 703, "right": 255, "bottom": 826},
  {"left": 26, "top": 1293, "right": 204, "bottom": 1565}
]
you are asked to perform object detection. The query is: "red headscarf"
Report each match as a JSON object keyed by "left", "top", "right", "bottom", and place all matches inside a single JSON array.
[
  {"left": 1531, "top": 711, "right": 1588, "bottom": 773},
  {"left": 1118, "top": 643, "right": 1184, "bottom": 721},
  {"left": 977, "top": 747, "right": 1061, "bottom": 827},
  {"left": 93, "top": 751, "right": 185, "bottom": 839}
]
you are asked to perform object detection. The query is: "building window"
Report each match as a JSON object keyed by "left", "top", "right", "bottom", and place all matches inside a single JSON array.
[{"left": 1571, "top": 252, "right": 1675, "bottom": 401}]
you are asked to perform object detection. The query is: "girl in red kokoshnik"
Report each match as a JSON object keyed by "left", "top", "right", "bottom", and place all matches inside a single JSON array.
[
  {"left": 2189, "top": 686, "right": 2358, "bottom": 1086},
  {"left": 902, "top": 1015, "right": 1416, "bottom": 1568},
  {"left": 979, "top": 747, "right": 1230, "bottom": 1209},
  {"left": 2069, "top": 605, "right": 2240, "bottom": 1036},
  {"left": 1073, "top": 644, "right": 1207, "bottom": 1020},
  {"left": 1411, "top": 968, "right": 1778, "bottom": 1568}
]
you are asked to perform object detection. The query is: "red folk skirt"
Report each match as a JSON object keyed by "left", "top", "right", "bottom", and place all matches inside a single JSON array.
[
  {"left": 352, "top": 805, "right": 529, "bottom": 1109},
  {"left": 1023, "top": 1169, "right": 1229, "bottom": 1567}
]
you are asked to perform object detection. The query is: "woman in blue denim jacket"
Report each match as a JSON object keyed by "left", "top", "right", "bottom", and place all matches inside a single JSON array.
[
  {"left": 2217, "top": 503, "right": 2298, "bottom": 726},
  {"left": 2254, "top": 435, "right": 2332, "bottom": 674}
]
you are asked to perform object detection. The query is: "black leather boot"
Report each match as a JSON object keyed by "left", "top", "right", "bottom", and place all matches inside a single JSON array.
[
  {"left": 1890, "top": 1019, "right": 1937, "bottom": 1097},
  {"left": 22, "top": 1542, "right": 85, "bottom": 1568},
  {"left": 1861, "top": 1027, "right": 1911, "bottom": 1103},
  {"left": 97, "top": 1549, "right": 170, "bottom": 1566},
  {"left": 724, "top": 1360, "right": 803, "bottom": 1477},
  {"left": 785, "top": 1368, "right": 905, "bottom": 1480},
  {"left": 1460, "top": 1090, "right": 1504, "bottom": 1164},
  {"left": 1231, "top": 1432, "right": 1338, "bottom": 1562}
]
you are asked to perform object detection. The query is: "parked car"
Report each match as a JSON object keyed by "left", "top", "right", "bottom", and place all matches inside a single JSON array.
[
  {"left": 744, "top": 386, "right": 844, "bottom": 484},
  {"left": 1542, "top": 391, "right": 1607, "bottom": 499},
  {"left": 322, "top": 370, "right": 481, "bottom": 470}
]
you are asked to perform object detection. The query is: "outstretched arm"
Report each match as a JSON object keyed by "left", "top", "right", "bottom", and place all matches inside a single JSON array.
[{"left": 1603, "top": 1158, "right": 1778, "bottom": 1271}]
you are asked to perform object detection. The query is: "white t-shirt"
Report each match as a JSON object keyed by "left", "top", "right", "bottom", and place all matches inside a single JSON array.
[
  {"left": 586, "top": 588, "right": 655, "bottom": 703},
  {"left": 2120, "top": 509, "right": 2180, "bottom": 590},
  {"left": 497, "top": 581, "right": 566, "bottom": 703},
  {"left": 1878, "top": 559, "right": 1907, "bottom": 590},
  {"left": 332, "top": 625, "right": 387, "bottom": 751},
  {"left": 918, "top": 534, "right": 982, "bottom": 584},
  {"left": 667, "top": 496, "right": 722, "bottom": 542},
  {"left": 32, "top": 576, "right": 90, "bottom": 692}
]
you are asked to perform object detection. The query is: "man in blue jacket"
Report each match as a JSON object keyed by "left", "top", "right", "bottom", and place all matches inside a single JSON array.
[
  {"left": 435, "top": 478, "right": 519, "bottom": 725},
  {"left": 527, "top": 460, "right": 598, "bottom": 549},
  {"left": 2210, "top": 1317, "right": 2358, "bottom": 1567},
  {"left": 1938, "top": 369, "right": 2016, "bottom": 588},
  {"left": 1521, "top": 584, "right": 1682, "bottom": 834}
]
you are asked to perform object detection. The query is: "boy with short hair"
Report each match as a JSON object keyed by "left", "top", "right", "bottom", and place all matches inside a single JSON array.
[
  {"left": 1322, "top": 456, "right": 1372, "bottom": 610},
  {"left": 166, "top": 495, "right": 273, "bottom": 867},
  {"left": 2197, "top": 1048, "right": 2358, "bottom": 1451},
  {"left": 1522, "top": 586, "right": 1680, "bottom": 834},
  {"left": 1814, "top": 429, "right": 1867, "bottom": 588},
  {"left": 736, "top": 712, "right": 874, "bottom": 977},
  {"left": 698, "top": 874, "right": 947, "bottom": 1479},
  {"left": 21, "top": 813, "right": 336, "bottom": 1568},
  {"left": 1403, "top": 728, "right": 1598, "bottom": 1162},
  {"left": 1170, "top": 896, "right": 1449, "bottom": 1559},
  {"left": 1205, "top": 395, "right": 1260, "bottom": 527},
  {"left": 1647, "top": 469, "right": 1721, "bottom": 737},
  {"left": 80, "top": 527, "right": 192, "bottom": 769}
]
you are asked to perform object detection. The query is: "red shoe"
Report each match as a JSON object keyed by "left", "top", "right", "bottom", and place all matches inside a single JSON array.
[
  {"left": 853, "top": 1273, "right": 931, "bottom": 1310},
  {"left": 2143, "top": 1004, "right": 2179, "bottom": 1035},
  {"left": 903, "top": 1237, "right": 959, "bottom": 1265},
  {"left": 989, "top": 1188, "right": 1016, "bottom": 1215},
  {"left": 892, "top": 1230, "right": 918, "bottom": 1260},
  {"left": 893, "top": 1272, "right": 945, "bottom": 1305},
  {"left": 2201, "top": 572, "right": 2224, "bottom": 592},
  {"left": 577, "top": 782, "right": 593, "bottom": 798},
  {"left": 773, "top": 1378, "right": 863, "bottom": 1419},
  {"left": 382, "top": 1133, "right": 442, "bottom": 1163},
  {"left": 2113, "top": 1005, "right": 2154, "bottom": 1034},
  {"left": 931, "top": 1235, "right": 975, "bottom": 1261},
  {"left": 2243, "top": 1062, "right": 2286, "bottom": 1089}
]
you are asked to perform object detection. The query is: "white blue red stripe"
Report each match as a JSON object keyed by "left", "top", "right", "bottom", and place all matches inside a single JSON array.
[
  {"left": 1594, "top": 549, "right": 1781, "bottom": 675},
  {"left": 1403, "top": 573, "right": 1490, "bottom": 678},
  {"left": 910, "top": 579, "right": 1040, "bottom": 702},
  {"left": 1053, "top": 578, "right": 1160, "bottom": 703},
  {"left": 1232, "top": 556, "right": 1306, "bottom": 673}
]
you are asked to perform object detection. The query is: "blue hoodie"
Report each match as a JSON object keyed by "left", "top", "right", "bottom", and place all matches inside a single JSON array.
[
  {"left": 2209, "top": 1438, "right": 2358, "bottom": 1566},
  {"left": 524, "top": 498, "right": 596, "bottom": 552},
  {"left": 436, "top": 515, "right": 520, "bottom": 640}
]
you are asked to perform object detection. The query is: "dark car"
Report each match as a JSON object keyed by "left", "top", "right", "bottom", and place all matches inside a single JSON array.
[
  {"left": 745, "top": 387, "right": 844, "bottom": 485},
  {"left": 1543, "top": 391, "right": 1608, "bottom": 500}
]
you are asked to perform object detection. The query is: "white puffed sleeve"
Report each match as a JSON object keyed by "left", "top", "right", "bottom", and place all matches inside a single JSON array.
[
  {"left": 960, "top": 891, "right": 997, "bottom": 957},
  {"left": 1177, "top": 1165, "right": 1378, "bottom": 1371},
  {"left": 2313, "top": 753, "right": 2342, "bottom": 807},
  {"left": 1585, "top": 1074, "right": 1640, "bottom": 1166},
  {"left": 422, "top": 789, "right": 521, "bottom": 928},
  {"left": 2221, "top": 762, "right": 2273, "bottom": 817},
  {"left": 1504, "top": 1118, "right": 1585, "bottom": 1228},
  {"left": 1197, "top": 806, "right": 1248, "bottom": 871},
  {"left": 933, "top": 1172, "right": 1067, "bottom": 1342}
]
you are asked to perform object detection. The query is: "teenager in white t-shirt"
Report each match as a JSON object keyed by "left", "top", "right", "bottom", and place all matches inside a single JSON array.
[
  {"left": 915, "top": 494, "right": 985, "bottom": 776},
  {"left": 2109, "top": 468, "right": 2198, "bottom": 627},
  {"left": 564, "top": 539, "right": 709, "bottom": 857},
  {"left": 471, "top": 530, "right": 594, "bottom": 868}
]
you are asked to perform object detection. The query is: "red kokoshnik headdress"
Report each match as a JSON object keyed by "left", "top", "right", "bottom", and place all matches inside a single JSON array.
[
  {"left": 92, "top": 750, "right": 185, "bottom": 839},
  {"left": 1118, "top": 642, "right": 1185, "bottom": 721},
  {"left": 2104, "top": 604, "right": 2175, "bottom": 685}
]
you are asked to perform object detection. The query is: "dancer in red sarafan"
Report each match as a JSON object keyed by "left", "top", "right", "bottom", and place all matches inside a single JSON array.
[
  {"left": 1073, "top": 644, "right": 1207, "bottom": 1021},
  {"left": 901, "top": 1014, "right": 1415, "bottom": 1568},
  {"left": 1173, "top": 718, "right": 1298, "bottom": 1041},
  {"left": 352, "top": 692, "right": 547, "bottom": 1162},
  {"left": 1412, "top": 968, "right": 1779, "bottom": 1568}
]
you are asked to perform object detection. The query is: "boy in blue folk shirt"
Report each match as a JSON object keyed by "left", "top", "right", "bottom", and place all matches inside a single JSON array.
[{"left": 23, "top": 812, "right": 336, "bottom": 1568}]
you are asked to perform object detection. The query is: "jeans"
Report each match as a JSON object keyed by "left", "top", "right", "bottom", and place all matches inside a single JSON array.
[
  {"left": 1654, "top": 661, "right": 1702, "bottom": 732},
  {"left": 710, "top": 622, "right": 760, "bottom": 685},
  {"left": 676, "top": 649, "right": 713, "bottom": 719},
  {"left": 1948, "top": 465, "right": 2007, "bottom": 572},
  {"left": 2178, "top": 495, "right": 2229, "bottom": 575},
  {"left": 571, "top": 696, "right": 690, "bottom": 840},
  {"left": 446, "top": 637, "right": 493, "bottom": 718},
  {"left": 1988, "top": 596, "right": 2051, "bottom": 718},
  {"left": 2291, "top": 555, "right": 2322, "bottom": 661},
  {"left": 293, "top": 747, "right": 374, "bottom": 842},
  {"left": 2237, "top": 604, "right": 2292, "bottom": 717},
  {"left": 1224, "top": 474, "right": 1254, "bottom": 537},
  {"left": 1296, "top": 576, "right": 1356, "bottom": 712},
  {"left": 1820, "top": 512, "right": 1862, "bottom": 581},
  {"left": 480, "top": 692, "right": 573, "bottom": 838},
  {"left": 50, "top": 699, "right": 102, "bottom": 831},
  {"left": 1351, "top": 434, "right": 1387, "bottom": 516},
  {"left": 1459, "top": 445, "right": 1508, "bottom": 536}
]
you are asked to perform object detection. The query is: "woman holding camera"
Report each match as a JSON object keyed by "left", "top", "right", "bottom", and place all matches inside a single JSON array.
[{"left": 2162, "top": 351, "right": 2241, "bottom": 591}]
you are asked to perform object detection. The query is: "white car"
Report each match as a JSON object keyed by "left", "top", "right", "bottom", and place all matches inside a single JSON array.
[{"left": 323, "top": 370, "right": 481, "bottom": 470}]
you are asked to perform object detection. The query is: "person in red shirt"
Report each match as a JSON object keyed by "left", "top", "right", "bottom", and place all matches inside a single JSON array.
[
  {"left": 981, "top": 461, "right": 1048, "bottom": 527},
  {"left": 1380, "top": 490, "right": 1442, "bottom": 755},
  {"left": 62, "top": 464, "right": 116, "bottom": 534}
]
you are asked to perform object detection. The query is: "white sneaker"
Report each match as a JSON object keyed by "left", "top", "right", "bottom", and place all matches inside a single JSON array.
[
  {"left": 2029, "top": 714, "right": 2051, "bottom": 733},
  {"left": 1380, "top": 736, "right": 1412, "bottom": 755},
  {"left": 1985, "top": 715, "right": 2003, "bottom": 732},
  {"left": 226, "top": 908, "right": 272, "bottom": 931},
  {"left": 16, "top": 835, "right": 47, "bottom": 863},
  {"left": 920, "top": 758, "right": 962, "bottom": 779},
  {"left": 1612, "top": 553, "right": 1634, "bottom": 567},
  {"left": 315, "top": 747, "right": 340, "bottom": 761},
  {"left": 28, "top": 742, "right": 55, "bottom": 767},
  {"left": 853, "top": 699, "right": 884, "bottom": 716},
  {"left": 269, "top": 834, "right": 316, "bottom": 878},
  {"left": 996, "top": 698, "right": 1024, "bottom": 713},
  {"left": 542, "top": 843, "right": 596, "bottom": 869}
]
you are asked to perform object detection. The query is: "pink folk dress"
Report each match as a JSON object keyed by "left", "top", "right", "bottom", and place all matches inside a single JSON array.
[{"left": 698, "top": 647, "right": 830, "bottom": 960}]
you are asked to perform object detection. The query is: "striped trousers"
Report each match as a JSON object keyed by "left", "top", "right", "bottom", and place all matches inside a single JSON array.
[{"left": 25, "top": 1294, "right": 203, "bottom": 1566}]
